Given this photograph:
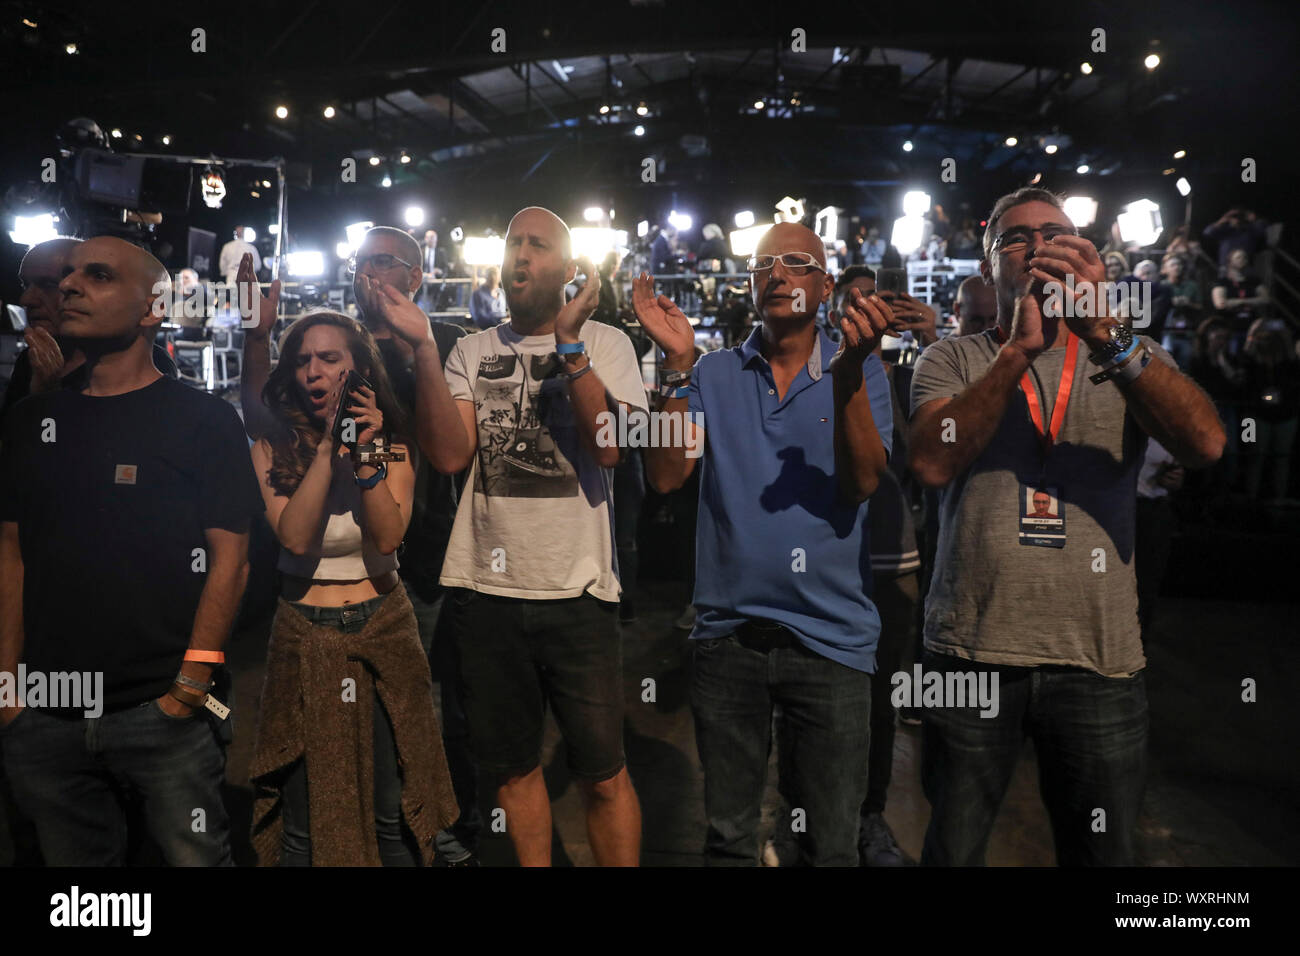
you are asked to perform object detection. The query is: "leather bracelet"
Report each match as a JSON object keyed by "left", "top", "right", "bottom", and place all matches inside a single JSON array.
[
  {"left": 565, "top": 362, "right": 594, "bottom": 384},
  {"left": 658, "top": 367, "right": 693, "bottom": 385},
  {"left": 173, "top": 674, "right": 213, "bottom": 694},
  {"left": 168, "top": 685, "right": 206, "bottom": 708}
]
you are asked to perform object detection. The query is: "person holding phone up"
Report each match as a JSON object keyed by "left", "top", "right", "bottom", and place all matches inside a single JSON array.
[{"left": 245, "top": 311, "right": 458, "bottom": 866}]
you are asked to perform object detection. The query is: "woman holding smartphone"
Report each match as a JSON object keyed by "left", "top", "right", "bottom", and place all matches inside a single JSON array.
[{"left": 246, "top": 311, "right": 457, "bottom": 866}]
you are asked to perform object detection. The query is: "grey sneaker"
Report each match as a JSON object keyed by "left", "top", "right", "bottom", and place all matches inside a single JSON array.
[{"left": 859, "top": 812, "right": 905, "bottom": 867}]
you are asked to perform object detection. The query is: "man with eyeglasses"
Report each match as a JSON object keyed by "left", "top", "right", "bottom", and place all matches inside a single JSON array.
[
  {"left": 908, "top": 187, "right": 1225, "bottom": 866},
  {"left": 633, "top": 221, "right": 894, "bottom": 865},
  {"left": 239, "top": 225, "right": 482, "bottom": 865}
]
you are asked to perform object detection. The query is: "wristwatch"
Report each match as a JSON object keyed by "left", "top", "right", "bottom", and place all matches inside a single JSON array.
[
  {"left": 354, "top": 461, "right": 388, "bottom": 489},
  {"left": 1088, "top": 323, "right": 1134, "bottom": 366}
]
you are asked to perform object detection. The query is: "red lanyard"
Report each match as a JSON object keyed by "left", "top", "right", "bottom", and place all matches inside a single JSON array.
[{"left": 1018, "top": 333, "right": 1079, "bottom": 456}]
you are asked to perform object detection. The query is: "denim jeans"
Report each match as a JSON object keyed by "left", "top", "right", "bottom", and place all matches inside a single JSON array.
[
  {"left": 920, "top": 651, "right": 1148, "bottom": 866},
  {"left": 0, "top": 701, "right": 232, "bottom": 866},
  {"left": 280, "top": 595, "right": 417, "bottom": 867},
  {"left": 691, "top": 631, "right": 872, "bottom": 866},
  {"left": 406, "top": 584, "right": 482, "bottom": 863},
  {"left": 865, "top": 572, "right": 918, "bottom": 815}
]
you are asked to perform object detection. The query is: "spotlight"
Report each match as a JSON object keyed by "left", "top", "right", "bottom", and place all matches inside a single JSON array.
[
  {"left": 463, "top": 236, "right": 506, "bottom": 266},
  {"left": 734, "top": 210, "right": 756, "bottom": 228},
  {"left": 399, "top": 153, "right": 412, "bottom": 164},
  {"left": 1076, "top": 164, "right": 1090, "bottom": 174},
  {"left": 267, "top": 224, "right": 280, "bottom": 236},
  {"left": 636, "top": 102, "right": 649, "bottom": 116},
  {"left": 323, "top": 106, "right": 336, "bottom": 119},
  {"left": 637, "top": 220, "right": 649, "bottom": 238},
  {"left": 275, "top": 105, "right": 289, "bottom": 119},
  {"left": 261, "top": 180, "right": 271, "bottom": 188},
  {"left": 286, "top": 251, "right": 325, "bottom": 277},
  {"left": 65, "top": 43, "right": 77, "bottom": 55},
  {"left": 902, "top": 191, "right": 931, "bottom": 217},
  {"left": 1063, "top": 196, "right": 1098, "bottom": 228},
  {"left": 583, "top": 206, "right": 604, "bottom": 223},
  {"left": 1173, "top": 149, "right": 1186, "bottom": 159},
  {"left": 381, "top": 175, "right": 392, "bottom": 188},
  {"left": 1004, "top": 136, "right": 1018, "bottom": 147},
  {"left": 1144, "top": 53, "right": 1160, "bottom": 71},
  {"left": 336, "top": 241, "right": 351, "bottom": 259},
  {"left": 133, "top": 133, "right": 142, "bottom": 142},
  {"left": 1030, "top": 173, "right": 1043, "bottom": 184},
  {"left": 1080, "top": 61, "right": 1093, "bottom": 75},
  {"left": 110, "top": 128, "right": 122, "bottom": 138},
  {"left": 1116, "top": 198, "right": 1163, "bottom": 246},
  {"left": 368, "top": 156, "right": 381, "bottom": 166},
  {"left": 902, "top": 140, "right": 914, "bottom": 152},
  {"left": 404, "top": 206, "right": 425, "bottom": 227},
  {"left": 891, "top": 216, "right": 926, "bottom": 256},
  {"left": 450, "top": 226, "right": 464, "bottom": 242},
  {"left": 242, "top": 228, "right": 257, "bottom": 242},
  {"left": 1176, "top": 177, "right": 1191, "bottom": 197},
  {"left": 668, "top": 210, "right": 693, "bottom": 232},
  {"left": 754, "top": 100, "right": 766, "bottom": 110},
  {"left": 729, "top": 224, "right": 773, "bottom": 257},
  {"left": 633, "top": 125, "right": 645, "bottom": 136},
  {"left": 161, "top": 135, "right": 171, "bottom": 145},
  {"left": 599, "top": 104, "right": 610, "bottom": 114},
  {"left": 9, "top": 213, "right": 59, "bottom": 246},
  {"left": 1045, "top": 143, "right": 1058, "bottom": 155}
]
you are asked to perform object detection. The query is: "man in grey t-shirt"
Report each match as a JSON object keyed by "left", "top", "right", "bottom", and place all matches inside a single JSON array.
[{"left": 909, "top": 188, "right": 1225, "bottom": 865}]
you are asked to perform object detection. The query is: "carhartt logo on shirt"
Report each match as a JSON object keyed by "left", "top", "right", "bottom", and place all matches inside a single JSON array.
[{"left": 114, "top": 464, "right": 137, "bottom": 485}]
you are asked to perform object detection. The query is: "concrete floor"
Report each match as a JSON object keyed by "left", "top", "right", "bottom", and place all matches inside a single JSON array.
[{"left": 204, "top": 583, "right": 1298, "bottom": 867}]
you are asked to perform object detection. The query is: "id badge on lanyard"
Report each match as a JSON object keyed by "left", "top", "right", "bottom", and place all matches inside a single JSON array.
[{"left": 1016, "top": 334, "right": 1079, "bottom": 549}]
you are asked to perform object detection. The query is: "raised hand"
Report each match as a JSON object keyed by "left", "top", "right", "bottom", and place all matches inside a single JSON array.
[
  {"left": 631, "top": 272, "right": 694, "bottom": 365},
  {"left": 346, "top": 383, "right": 384, "bottom": 447},
  {"left": 880, "top": 290, "right": 939, "bottom": 344},
  {"left": 1024, "top": 234, "right": 1114, "bottom": 345},
  {"left": 237, "top": 252, "right": 281, "bottom": 340},
  {"left": 1007, "top": 282, "right": 1048, "bottom": 363},
  {"left": 362, "top": 275, "right": 435, "bottom": 350},
  {"left": 555, "top": 256, "right": 600, "bottom": 344},
  {"left": 24, "top": 326, "right": 65, "bottom": 392},
  {"left": 829, "top": 286, "right": 892, "bottom": 375}
]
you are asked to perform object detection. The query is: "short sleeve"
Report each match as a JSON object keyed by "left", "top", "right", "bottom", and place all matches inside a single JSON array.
[
  {"left": 444, "top": 337, "right": 474, "bottom": 404},
  {"left": 910, "top": 338, "right": 968, "bottom": 414},
  {"left": 197, "top": 399, "right": 265, "bottom": 531},
  {"left": 591, "top": 326, "right": 649, "bottom": 414},
  {"left": 863, "top": 353, "right": 894, "bottom": 460},
  {"left": 687, "top": 358, "right": 705, "bottom": 419}
]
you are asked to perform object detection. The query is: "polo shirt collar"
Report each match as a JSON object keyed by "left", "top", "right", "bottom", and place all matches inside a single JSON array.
[{"left": 738, "top": 325, "right": 834, "bottom": 382}]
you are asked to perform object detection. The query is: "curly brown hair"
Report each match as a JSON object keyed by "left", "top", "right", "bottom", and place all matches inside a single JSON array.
[{"left": 261, "top": 311, "right": 411, "bottom": 495}]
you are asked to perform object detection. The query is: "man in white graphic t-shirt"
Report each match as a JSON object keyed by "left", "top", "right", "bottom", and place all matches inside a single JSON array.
[{"left": 367, "top": 206, "right": 647, "bottom": 866}]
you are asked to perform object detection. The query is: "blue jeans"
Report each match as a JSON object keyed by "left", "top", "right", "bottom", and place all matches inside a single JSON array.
[
  {"left": 920, "top": 651, "right": 1148, "bottom": 866},
  {"left": 406, "top": 584, "right": 482, "bottom": 863},
  {"left": 691, "top": 631, "right": 872, "bottom": 866},
  {"left": 280, "top": 595, "right": 416, "bottom": 867},
  {"left": 0, "top": 701, "right": 232, "bottom": 866}
]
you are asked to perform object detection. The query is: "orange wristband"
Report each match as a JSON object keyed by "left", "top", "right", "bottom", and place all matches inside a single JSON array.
[{"left": 184, "top": 650, "right": 226, "bottom": 664}]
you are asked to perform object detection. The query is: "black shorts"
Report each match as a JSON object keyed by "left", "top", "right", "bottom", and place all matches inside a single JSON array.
[{"left": 452, "top": 590, "right": 626, "bottom": 782}]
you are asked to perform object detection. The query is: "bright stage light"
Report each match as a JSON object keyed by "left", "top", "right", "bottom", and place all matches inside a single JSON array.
[
  {"left": 1063, "top": 196, "right": 1098, "bottom": 228},
  {"left": 404, "top": 206, "right": 425, "bottom": 227},
  {"left": 570, "top": 228, "right": 626, "bottom": 260},
  {"left": 637, "top": 220, "right": 649, "bottom": 238},
  {"left": 1173, "top": 149, "right": 1186, "bottom": 159},
  {"left": 668, "top": 210, "right": 693, "bottom": 232},
  {"left": 891, "top": 216, "right": 926, "bottom": 256},
  {"left": 336, "top": 241, "right": 351, "bottom": 259},
  {"left": 275, "top": 105, "right": 289, "bottom": 119},
  {"left": 734, "top": 210, "right": 755, "bottom": 228},
  {"left": 463, "top": 236, "right": 506, "bottom": 267},
  {"left": 902, "top": 140, "right": 913, "bottom": 152},
  {"left": 1080, "top": 61, "right": 1093, "bottom": 75},
  {"left": 583, "top": 206, "right": 604, "bottom": 223},
  {"left": 323, "top": 106, "right": 336, "bottom": 119},
  {"left": 1045, "top": 143, "right": 1058, "bottom": 155},
  {"left": 633, "top": 125, "right": 645, "bottom": 136},
  {"left": 242, "top": 227, "right": 257, "bottom": 242},
  {"left": 1004, "top": 136, "right": 1018, "bottom": 147},
  {"left": 368, "top": 156, "right": 381, "bottom": 166},
  {"left": 9, "top": 214, "right": 58, "bottom": 247},
  {"left": 729, "top": 224, "right": 772, "bottom": 258},
  {"left": 1076, "top": 164, "right": 1090, "bottom": 174},
  {"left": 286, "top": 252, "right": 325, "bottom": 277},
  {"left": 267, "top": 223, "right": 280, "bottom": 236},
  {"left": 381, "top": 175, "right": 392, "bottom": 188},
  {"left": 1176, "top": 177, "right": 1191, "bottom": 197},
  {"left": 1116, "top": 198, "right": 1163, "bottom": 246},
  {"left": 902, "top": 190, "right": 931, "bottom": 217},
  {"left": 345, "top": 221, "right": 374, "bottom": 252},
  {"left": 1144, "top": 53, "right": 1160, "bottom": 71}
]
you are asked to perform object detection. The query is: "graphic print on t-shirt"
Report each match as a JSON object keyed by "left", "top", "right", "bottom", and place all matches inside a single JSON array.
[{"left": 473, "top": 351, "right": 579, "bottom": 498}]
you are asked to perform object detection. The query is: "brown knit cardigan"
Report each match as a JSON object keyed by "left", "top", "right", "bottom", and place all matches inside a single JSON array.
[{"left": 249, "top": 586, "right": 460, "bottom": 866}]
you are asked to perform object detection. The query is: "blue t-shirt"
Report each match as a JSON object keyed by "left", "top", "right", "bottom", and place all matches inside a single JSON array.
[{"left": 688, "top": 327, "right": 893, "bottom": 672}]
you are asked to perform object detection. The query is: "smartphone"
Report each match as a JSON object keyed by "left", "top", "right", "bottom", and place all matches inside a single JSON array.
[
  {"left": 876, "top": 268, "right": 907, "bottom": 295},
  {"left": 331, "top": 369, "right": 374, "bottom": 449}
]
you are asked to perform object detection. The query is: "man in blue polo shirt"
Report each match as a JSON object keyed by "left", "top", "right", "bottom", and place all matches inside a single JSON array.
[{"left": 632, "top": 221, "right": 895, "bottom": 865}]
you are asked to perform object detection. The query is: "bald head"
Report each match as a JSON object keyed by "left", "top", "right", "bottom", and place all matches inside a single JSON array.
[
  {"left": 755, "top": 222, "right": 826, "bottom": 267},
  {"left": 57, "top": 236, "right": 171, "bottom": 343},
  {"left": 954, "top": 275, "right": 998, "bottom": 336},
  {"left": 19, "top": 237, "right": 82, "bottom": 330},
  {"left": 507, "top": 207, "right": 572, "bottom": 260}
]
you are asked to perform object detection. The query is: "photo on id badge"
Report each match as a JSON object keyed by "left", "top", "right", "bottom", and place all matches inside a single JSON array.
[{"left": 1019, "top": 483, "right": 1065, "bottom": 548}]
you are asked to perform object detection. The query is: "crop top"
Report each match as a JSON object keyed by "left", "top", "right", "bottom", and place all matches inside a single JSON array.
[{"left": 277, "top": 454, "right": 400, "bottom": 581}]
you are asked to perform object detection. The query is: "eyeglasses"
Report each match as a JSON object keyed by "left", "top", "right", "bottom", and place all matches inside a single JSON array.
[
  {"left": 347, "top": 253, "right": 415, "bottom": 275},
  {"left": 991, "top": 225, "right": 1079, "bottom": 255},
  {"left": 745, "top": 252, "right": 826, "bottom": 275}
]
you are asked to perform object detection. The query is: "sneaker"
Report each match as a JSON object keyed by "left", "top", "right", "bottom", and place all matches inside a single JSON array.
[
  {"left": 858, "top": 812, "right": 905, "bottom": 867},
  {"left": 674, "top": 604, "right": 697, "bottom": 630}
]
